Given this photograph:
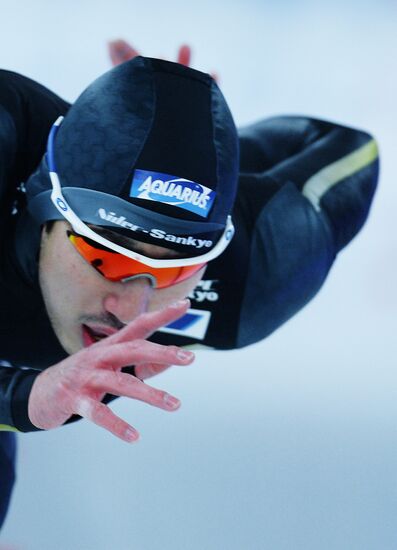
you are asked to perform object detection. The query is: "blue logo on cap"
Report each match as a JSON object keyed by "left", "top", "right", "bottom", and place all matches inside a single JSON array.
[{"left": 130, "top": 169, "right": 216, "bottom": 218}]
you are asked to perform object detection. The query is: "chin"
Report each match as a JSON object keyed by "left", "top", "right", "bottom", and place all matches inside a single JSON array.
[{"left": 56, "top": 329, "right": 83, "bottom": 356}]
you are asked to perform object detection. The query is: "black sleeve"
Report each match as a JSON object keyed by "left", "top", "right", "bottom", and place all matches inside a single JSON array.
[
  {"left": 239, "top": 115, "right": 379, "bottom": 251},
  {"left": 234, "top": 115, "right": 379, "bottom": 347},
  {"left": 0, "top": 366, "right": 40, "bottom": 432},
  {"left": 0, "top": 70, "right": 70, "bottom": 432}
]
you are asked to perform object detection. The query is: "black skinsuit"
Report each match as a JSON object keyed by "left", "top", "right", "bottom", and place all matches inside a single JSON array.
[{"left": 0, "top": 69, "right": 379, "bottom": 528}]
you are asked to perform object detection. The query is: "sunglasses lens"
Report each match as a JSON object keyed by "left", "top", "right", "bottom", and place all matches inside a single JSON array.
[{"left": 68, "top": 232, "right": 205, "bottom": 288}]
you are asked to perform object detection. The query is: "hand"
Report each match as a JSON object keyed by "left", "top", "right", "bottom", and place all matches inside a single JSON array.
[
  {"left": 28, "top": 300, "right": 194, "bottom": 443},
  {"left": 107, "top": 40, "right": 218, "bottom": 82},
  {"left": 108, "top": 40, "right": 191, "bottom": 67}
]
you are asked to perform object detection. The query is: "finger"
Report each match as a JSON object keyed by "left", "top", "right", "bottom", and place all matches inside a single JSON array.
[
  {"left": 94, "top": 340, "right": 194, "bottom": 371},
  {"left": 177, "top": 44, "right": 191, "bottom": 66},
  {"left": 211, "top": 72, "right": 219, "bottom": 84},
  {"left": 134, "top": 362, "right": 173, "bottom": 380},
  {"left": 108, "top": 39, "right": 140, "bottom": 66},
  {"left": 89, "top": 370, "right": 181, "bottom": 411},
  {"left": 135, "top": 355, "right": 193, "bottom": 380},
  {"left": 99, "top": 299, "right": 190, "bottom": 346},
  {"left": 74, "top": 396, "right": 139, "bottom": 443}
]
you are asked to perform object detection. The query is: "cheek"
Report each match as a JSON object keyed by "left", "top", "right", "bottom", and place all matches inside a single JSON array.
[{"left": 40, "top": 235, "right": 106, "bottom": 313}]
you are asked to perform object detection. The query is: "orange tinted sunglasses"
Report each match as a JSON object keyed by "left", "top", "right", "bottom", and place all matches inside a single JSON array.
[{"left": 67, "top": 231, "right": 206, "bottom": 288}]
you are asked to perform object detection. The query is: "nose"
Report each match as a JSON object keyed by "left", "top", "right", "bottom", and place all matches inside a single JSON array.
[{"left": 103, "top": 276, "right": 154, "bottom": 325}]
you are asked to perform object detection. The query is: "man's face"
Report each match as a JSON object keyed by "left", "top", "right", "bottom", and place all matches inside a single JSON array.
[{"left": 38, "top": 221, "right": 205, "bottom": 355}]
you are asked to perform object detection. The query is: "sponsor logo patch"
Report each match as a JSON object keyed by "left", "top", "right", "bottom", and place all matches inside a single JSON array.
[
  {"left": 189, "top": 279, "right": 219, "bottom": 303},
  {"left": 96, "top": 208, "right": 213, "bottom": 249},
  {"left": 130, "top": 169, "right": 216, "bottom": 218},
  {"left": 158, "top": 308, "right": 212, "bottom": 340}
]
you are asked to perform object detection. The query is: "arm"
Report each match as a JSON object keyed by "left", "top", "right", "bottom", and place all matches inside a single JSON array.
[
  {"left": 0, "top": 71, "right": 70, "bottom": 433},
  {"left": 239, "top": 115, "right": 379, "bottom": 251},
  {"left": 0, "top": 365, "right": 40, "bottom": 432},
  {"left": 234, "top": 115, "right": 379, "bottom": 347}
]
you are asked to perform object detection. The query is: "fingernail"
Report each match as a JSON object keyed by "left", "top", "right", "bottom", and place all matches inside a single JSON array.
[
  {"left": 125, "top": 428, "right": 139, "bottom": 443},
  {"left": 177, "top": 350, "right": 194, "bottom": 361},
  {"left": 171, "top": 299, "right": 188, "bottom": 308},
  {"left": 164, "top": 394, "right": 181, "bottom": 409}
]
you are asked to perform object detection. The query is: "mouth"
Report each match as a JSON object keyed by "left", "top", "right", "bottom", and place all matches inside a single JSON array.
[{"left": 81, "top": 324, "right": 118, "bottom": 347}]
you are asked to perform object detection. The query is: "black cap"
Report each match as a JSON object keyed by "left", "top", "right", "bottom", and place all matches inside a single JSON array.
[{"left": 27, "top": 56, "right": 239, "bottom": 255}]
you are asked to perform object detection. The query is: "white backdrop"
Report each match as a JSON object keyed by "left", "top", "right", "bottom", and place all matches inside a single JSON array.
[{"left": 1, "top": 1, "right": 396, "bottom": 548}]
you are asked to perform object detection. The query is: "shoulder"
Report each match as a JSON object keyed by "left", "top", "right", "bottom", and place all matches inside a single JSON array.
[
  {"left": 0, "top": 70, "right": 71, "bottom": 184},
  {"left": 0, "top": 69, "right": 69, "bottom": 107},
  {"left": 0, "top": 69, "right": 70, "bottom": 135}
]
